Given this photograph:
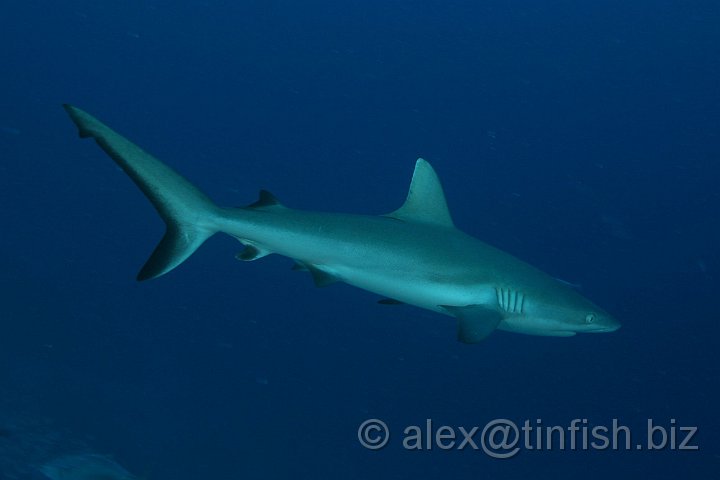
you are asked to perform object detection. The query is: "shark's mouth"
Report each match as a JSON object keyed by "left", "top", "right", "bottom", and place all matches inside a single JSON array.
[
  {"left": 587, "top": 325, "right": 621, "bottom": 333},
  {"left": 548, "top": 331, "right": 577, "bottom": 337}
]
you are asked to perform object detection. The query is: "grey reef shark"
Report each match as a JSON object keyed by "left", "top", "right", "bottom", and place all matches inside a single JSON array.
[{"left": 63, "top": 105, "right": 620, "bottom": 343}]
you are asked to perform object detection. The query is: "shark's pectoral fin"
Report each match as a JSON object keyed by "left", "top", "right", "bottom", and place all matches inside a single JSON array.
[{"left": 441, "top": 305, "right": 503, "bottom": 343}]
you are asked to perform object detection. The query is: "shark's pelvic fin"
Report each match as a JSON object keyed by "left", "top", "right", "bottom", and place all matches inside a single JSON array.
[
  {"left": 386, "top": 158, "right": 454, "bottom": 228},
  {"left": 291, "top": 261, "right": 308, "bottom": 271},
  {"left": 292, "top": 262, "right": 339, "bottom": 287},
  {"left": 441, "top": 304, "right": 503, "bottom": 343},
  {"left": 63, "top": 104, "right": 221, "bottom": 280}
]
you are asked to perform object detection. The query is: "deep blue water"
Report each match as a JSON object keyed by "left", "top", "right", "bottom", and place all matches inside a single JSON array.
[{"left": 1, "top": 1, "right": 718, "bottom": 478}]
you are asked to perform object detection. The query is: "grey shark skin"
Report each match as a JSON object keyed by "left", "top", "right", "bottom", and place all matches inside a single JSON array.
[
  {"left": 40, "top": 453, "right": 136, "bottom": 480},
  {"left": 63, "top": 105, "right": 620, "bottom": 342}
]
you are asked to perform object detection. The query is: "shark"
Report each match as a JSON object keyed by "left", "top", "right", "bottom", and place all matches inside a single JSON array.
[
  {"left": 40, "top": 453, "right": 136, "bottom": 480},
  {"left": 63, "top": 105, "right": 620, "bottom": 342}
]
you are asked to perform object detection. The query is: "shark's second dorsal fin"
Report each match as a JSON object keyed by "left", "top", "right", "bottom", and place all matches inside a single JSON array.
[
  {"left": 246, "top": 189, "right": 285, "bottom": 210},
  {"left": 385, "top": 158, "right": 454, "bottom": 228}
]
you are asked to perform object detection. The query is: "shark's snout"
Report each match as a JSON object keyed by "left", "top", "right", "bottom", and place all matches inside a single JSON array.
[{"left": 591, "top": 315, "right": 621, "bottom": 333}]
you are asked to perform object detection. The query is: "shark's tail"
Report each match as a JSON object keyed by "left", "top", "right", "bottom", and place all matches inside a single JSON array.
[{"left": 63, "top": 104, "right": 221, "bottom": 280}]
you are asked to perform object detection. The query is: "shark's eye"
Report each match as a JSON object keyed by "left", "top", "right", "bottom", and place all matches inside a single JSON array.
[{"left": 585, "top": 313, "right": 596, "bottom": 324}]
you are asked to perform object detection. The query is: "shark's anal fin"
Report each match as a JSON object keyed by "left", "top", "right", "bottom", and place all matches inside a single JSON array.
[
  {"left": 235, "top": 244, "right": 271, "bottom": 261},
  {"left": 293, "top": 262, "right": 339, "bottom": 287},
  {"left": 441, "top": 305, "right": 503, "bottom": 343}
]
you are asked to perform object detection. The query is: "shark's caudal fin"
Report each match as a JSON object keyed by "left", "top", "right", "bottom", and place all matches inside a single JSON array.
[{"left": 63, "top": 105, "right": 221, "bottom": 280}]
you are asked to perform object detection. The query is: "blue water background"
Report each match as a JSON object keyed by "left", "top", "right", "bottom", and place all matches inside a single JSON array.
[{"left": 1, "top": 1, "right": 718, "bottom": 478}]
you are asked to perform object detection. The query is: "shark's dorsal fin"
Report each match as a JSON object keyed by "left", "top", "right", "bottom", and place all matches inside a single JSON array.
[
  {"left": 247, "top": 189, "right": 285, "bottom": 210},
  {"left": 385, "top": 158, "right": 454, "bottom": 228}
]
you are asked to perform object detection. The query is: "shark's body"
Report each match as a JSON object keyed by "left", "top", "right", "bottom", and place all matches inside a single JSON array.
[
  {"left": 64, "top": 105, "right": 620, "bottom": 342},
  {"left": 40, "top": 453, "right": 136, "bottom": 480}
]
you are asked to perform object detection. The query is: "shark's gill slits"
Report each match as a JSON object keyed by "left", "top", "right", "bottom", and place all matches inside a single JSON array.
[{"left": 496, "top": 287, "right": 525, "bottom": 314}]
